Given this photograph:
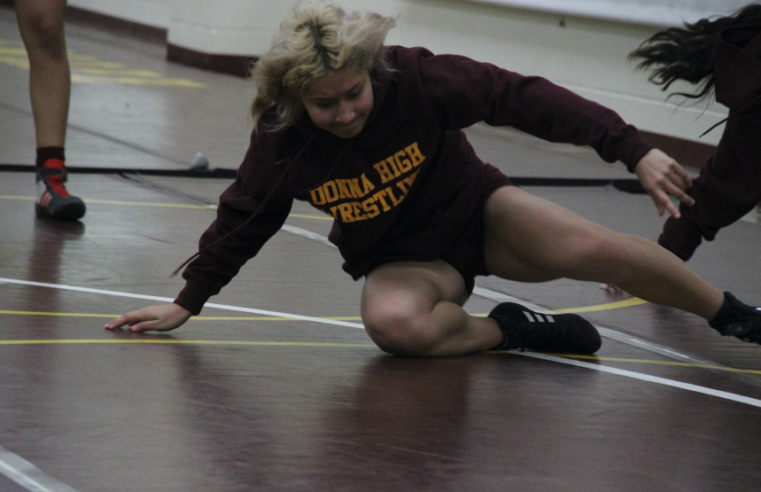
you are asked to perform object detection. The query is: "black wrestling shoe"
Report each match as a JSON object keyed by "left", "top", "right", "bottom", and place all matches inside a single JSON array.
[
  {"left": 709, "top": 292, "right": 761, "bottom": 345},
  {"left": 488, "top": 302, "right": 602, "bottom": 354}
]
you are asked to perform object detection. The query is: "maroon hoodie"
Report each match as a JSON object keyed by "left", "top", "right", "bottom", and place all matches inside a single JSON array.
[
  {"left": 174, "top": 45, "right": 653, "bottom": 315},
  {"left": 657, "top": 25, "right": 761, "bottom": 260},
  {"left": 714, "top": 24, "right": 761, "bottom": 111}
]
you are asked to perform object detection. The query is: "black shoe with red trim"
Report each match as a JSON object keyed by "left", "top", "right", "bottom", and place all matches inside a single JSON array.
[
  {"left": 35, "top": 159, "right": 86, "bottom": 220},
  {"left": 488, "top": 302, "right": 602, "bottom": 354},
  {"left": 709, "top": 292, "right": 761, "bottom": 345}
]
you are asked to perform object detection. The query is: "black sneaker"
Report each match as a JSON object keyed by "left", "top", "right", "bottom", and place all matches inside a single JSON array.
[
  {"left": 709, "top": 292, "right": 761, "bottom": 345},
  {"left": 488, "top": 302, "right": 602, "bottom": 354},
  {"left": 36, "top": 159, "right": 86, "bottom": 220}
]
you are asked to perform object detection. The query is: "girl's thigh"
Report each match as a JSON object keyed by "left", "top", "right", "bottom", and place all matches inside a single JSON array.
[{"left": 483, "top": 186, "right": 623, "bottom": 283}]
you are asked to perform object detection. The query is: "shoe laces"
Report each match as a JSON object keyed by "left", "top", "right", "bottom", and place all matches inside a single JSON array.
[{"left": 38, "top": 159, "right": 71, "bottom": 198}]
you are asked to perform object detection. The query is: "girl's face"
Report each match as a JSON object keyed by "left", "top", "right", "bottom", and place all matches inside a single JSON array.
[{"left": 302, "top": 69, "right": 374, "bottom": 139}]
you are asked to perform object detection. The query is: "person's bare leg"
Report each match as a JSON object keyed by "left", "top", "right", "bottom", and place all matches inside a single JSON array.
[
  {"left": 14, "top": 0, "right": 70, "bottom": 147},
  {"left": 16, "top": 0, "right": 85, "bottom": 221},
  {"left": 361, "top": 260, "right": 502, "bottom": 357},
  {"left": 483, "top": 186, "right": 724, "bottom": 320}
]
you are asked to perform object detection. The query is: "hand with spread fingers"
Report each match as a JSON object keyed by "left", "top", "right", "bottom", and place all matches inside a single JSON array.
[
  {"left": 106, "top": 304, "right": 192, "bottom": 333},
  {"left": 634, "top": 148, "right": 694, "bottom": 218}
]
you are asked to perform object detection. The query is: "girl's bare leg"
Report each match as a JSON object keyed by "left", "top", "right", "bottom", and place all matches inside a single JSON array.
[
  {"left": 483, "top": 186, "right": 724, "bottom": 320},
  {"left": 14, "top": 0, "right": 70, "bottom": 147}
]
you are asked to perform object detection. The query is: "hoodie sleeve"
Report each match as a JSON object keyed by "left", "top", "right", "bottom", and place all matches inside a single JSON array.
[
  {"left": 174, "top": 131, "right": 293, "bottom": 315},
  {"left": 412, "top": 49, "right": 652, "bottom": 171}
]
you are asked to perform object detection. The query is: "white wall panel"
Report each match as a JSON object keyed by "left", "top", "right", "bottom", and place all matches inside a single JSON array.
[
  {"left": 70, "top": 0, "right": 731, "bottom": 144},
  {"left": 69, "top": 0, "right": 170, "bottom": 29},
  {"left": 388, "top": 0, "right": 726, "bottom": 144},
  {"left": 463, "top": 0, "right": 750, "bottom": 27},
  {"left": 166, "top": 0, "right": 292, "bottom": 55}
]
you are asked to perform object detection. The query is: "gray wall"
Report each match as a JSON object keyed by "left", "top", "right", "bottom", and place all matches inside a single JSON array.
[{"left": 68, "top": 0, "right": 737, "bottom": 145}]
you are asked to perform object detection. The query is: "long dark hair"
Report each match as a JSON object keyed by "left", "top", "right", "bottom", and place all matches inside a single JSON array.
[{"left": 629, "top": 3, "right": 761, "bottom": 102}]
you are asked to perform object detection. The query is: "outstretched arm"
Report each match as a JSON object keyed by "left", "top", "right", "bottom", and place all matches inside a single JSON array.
[
  {"left": 105, "top": 304, "right": 192, "bottom": 333},
  {"left": 634, "top": 148, "right": 694, "bottom": 218}
]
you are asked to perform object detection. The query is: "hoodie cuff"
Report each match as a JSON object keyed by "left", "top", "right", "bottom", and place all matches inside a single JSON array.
[
  {"left": 625, "top": 143, "right": 654, "bottom": 173},
  {"left": 620, "top": 130, "right": 654, "bottom": 173},
  {"left": 174, "top": 281, "right": 215, "bottom": 316}
]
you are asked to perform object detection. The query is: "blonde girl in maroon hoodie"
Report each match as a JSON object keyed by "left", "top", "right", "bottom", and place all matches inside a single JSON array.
[{"left": 107, "top": 3, "right": 761, "bottom": 355}]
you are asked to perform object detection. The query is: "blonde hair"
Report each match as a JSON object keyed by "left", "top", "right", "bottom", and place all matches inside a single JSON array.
[{"left": 250, "top": 2, "right": 397, "bottom": 131}]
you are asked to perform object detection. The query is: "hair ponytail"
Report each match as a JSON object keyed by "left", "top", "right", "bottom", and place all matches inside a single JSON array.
[{"left": 629, "top": 3, "right": 761, "bottom": 101}]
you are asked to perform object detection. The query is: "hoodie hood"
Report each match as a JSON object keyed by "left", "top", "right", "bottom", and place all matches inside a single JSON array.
[{"left": 714, "top": 25, "right": 761, "bottom": 110}]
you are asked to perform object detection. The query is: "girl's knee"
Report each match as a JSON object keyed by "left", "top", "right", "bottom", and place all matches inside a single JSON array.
[
  {"left": 21, "top": 9, "right": 65, "bottom": 52},
  {"left": 584, "top": 232, "right": 645, "bottom": 281},
  {"left": 362, "top": 306, "right": 434, "bottom": 356},
  {"left": 586, "top": 233, "right": 626, "bottom": 262}
]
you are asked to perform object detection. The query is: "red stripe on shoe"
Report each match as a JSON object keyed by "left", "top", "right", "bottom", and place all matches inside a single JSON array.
[{"left": 40, "top": 159, "right": 71, "bottom": 198}]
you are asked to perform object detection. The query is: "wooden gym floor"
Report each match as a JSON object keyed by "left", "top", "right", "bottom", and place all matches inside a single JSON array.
[{"left": 1, "top": 6, "right": 760, "bottom": 492}]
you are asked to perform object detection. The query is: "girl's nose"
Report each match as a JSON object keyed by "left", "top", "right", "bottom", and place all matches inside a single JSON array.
[{"left": 335, "top": 101, "right": 355, "bottom": 124}]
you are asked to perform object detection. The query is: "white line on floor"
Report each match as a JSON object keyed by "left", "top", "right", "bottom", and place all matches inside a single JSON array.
[
  {"left": 0, "top": 277, "right": 364, "bottom": 329},
  {"left": 2, "top": 275, "right": 761, "bottom": 409},
  {"left": 519, "top": 352, "right": 761, "bottom": 408},
  {"left": 0, "top": 445, "right": 79, "bottom": 492}
]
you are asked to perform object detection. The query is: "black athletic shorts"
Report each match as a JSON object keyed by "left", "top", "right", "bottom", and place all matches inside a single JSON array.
[{"left": 364, "top": 163, "right": 512, "bottom": 295}]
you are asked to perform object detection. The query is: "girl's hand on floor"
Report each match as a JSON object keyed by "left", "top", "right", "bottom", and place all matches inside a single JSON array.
[{"left": 105, "top": 303, "right": 192, "bottom": 333}]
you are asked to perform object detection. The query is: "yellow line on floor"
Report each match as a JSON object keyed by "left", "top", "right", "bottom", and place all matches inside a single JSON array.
[
  {"left": 0, "top": 186, "right": 644, "bottom": 317},
  {"left": 85, "top": 198, "right": 216, "bottom": 209},
  {"left": 553, "top": 354, "right": 761, "bottom": 376},
  {"left": 0, "top": 195, "right": 34, "bottom": 201},
  {"left": 553, "top": 297, "right": 648, "bottom": 313},
  {"left": 0, "top": 196, "right": 332, "bottom": 220},
  {"left": 0, "top": 310, "right": 116, "bottom": 318},
  {"left": 1, "top": 39, "right": 206, "bottom": 88},
  {"left": 0, "top": 339, "right": 375, "bottom": 348},
  {"left": 1, "top": 305, "right": 645, "bottom": 320},
  {"left": 0, "top": 310, "right": 362, "bottom": 321},
  {"left": 0, "top": 195, "right": 215, "bottom": 209},
  {"left": 0, "top": 299, "right": 646, "bottom": 321},
  {"left": 0, "top": 338, "right": 758, "bottom": 375}
]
